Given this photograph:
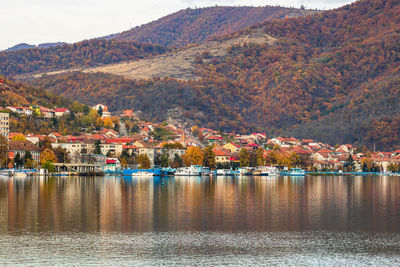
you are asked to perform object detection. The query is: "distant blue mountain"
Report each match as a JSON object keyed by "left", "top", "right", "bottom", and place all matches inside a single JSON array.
[{"left": 4, "top": 42, "right": 67, "bottom": 52}]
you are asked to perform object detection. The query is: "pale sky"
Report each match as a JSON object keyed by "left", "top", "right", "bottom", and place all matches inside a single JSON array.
[{"left": 0, "top": 0, "right": 355, "bottom": 50}]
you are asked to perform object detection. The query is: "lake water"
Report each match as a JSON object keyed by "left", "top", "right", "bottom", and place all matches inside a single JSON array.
[{"left": 1, "top": 175, "right": 400, "bottom": 265}]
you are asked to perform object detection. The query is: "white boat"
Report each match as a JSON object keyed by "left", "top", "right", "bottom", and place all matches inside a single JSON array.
[
  {"left": 175, "top": 165, "right": 202, "bottom": 176},
  {"left": 216, "top": 169, "right": 235, "bottom": 176},
  {"left": 254, "top": 166, "right": 281, "bottom": 176},
  {"left": 0, "top": 170, "right": 11, "bottom": 177},
  {"left": 237, "top": 167, "right": 254, "bottom": 176},
  {"left": 132, "top": 171, "right": 154, "bottom": 177},
  {"left": 289, "top": 168, "right": 306, "bottom": 176},
  {"left": 201, "top": 167, "right": 212, "bottom": 176},
  {"left": 13, "top": 171, "right": 28, "bottom": 178},
  {"left": 266, "top": 166, "right": 280, "bottom": 176}
]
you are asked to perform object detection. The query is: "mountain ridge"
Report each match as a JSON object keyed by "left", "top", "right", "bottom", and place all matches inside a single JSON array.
[{"left": 105, "top": 6, "right": 317, "bottom": 48}]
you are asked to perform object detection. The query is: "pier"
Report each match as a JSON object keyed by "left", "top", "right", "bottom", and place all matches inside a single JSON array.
[{"left": 53, "top": 163, "right": 101, "bottom": 174}]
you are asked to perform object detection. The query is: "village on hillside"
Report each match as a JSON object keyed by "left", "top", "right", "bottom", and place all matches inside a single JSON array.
[{"left": 1, "top": 103, "right": 400, "bottom": 175}]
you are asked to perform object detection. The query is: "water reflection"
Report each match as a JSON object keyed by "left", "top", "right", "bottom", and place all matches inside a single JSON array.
[{"left": 0, "top": 176, "right": 400, "bottom": 233}]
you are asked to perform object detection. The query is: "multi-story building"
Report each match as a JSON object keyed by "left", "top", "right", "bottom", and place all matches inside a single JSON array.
[
  {"left": 139, "top": 148, "right": 186, "bottom": 166},
  {"left": 0, "top": 112, "right": 9, "bottom": 139},
  {"left": 8, "top": 141, "right": 41, "bottom": 163},
  {"left": 52, "top": 141, "right": 123, "bottom": 159}
]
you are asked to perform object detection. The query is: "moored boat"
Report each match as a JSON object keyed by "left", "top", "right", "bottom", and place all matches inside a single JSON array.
[
  {"left": 175, "top": 165, "right": 202, "bottom": 176},
  {"left": 287, "top": 168, "right": 306, "bottom": 176},
  {"left": 123, "top": 169, "right": 154, "bottom": 177},
  {"left": 237, "top": 167, "right": 254, "bottom": 176},
  {"left": 216, "top": 169, "right": 236, "bottom": 176}
]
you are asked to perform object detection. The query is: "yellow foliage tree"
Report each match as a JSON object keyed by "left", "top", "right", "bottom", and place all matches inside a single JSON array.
[
  {"left": 12, "top": 134, "right": 26, "bottom": 141},
  {"left": 103, "top": 117, "right": 114, "bottom": 129},
  {"left": 184, "top": 146, "right": 203, "bottom": 166},
  {"left": 182, "top": 154, "right": 192, "bottom": 167},
  {"left": 191, "top": 125, "right": 200, "bottom": 137},
  {"left": 89, "top": 109, "right": 99, "bottom": 124},
  {"left": 40, "top": 148, "right": 57, "bottom": 165},
  {"left": 96, "top": 117, "right": 104, "bottom": 128}
]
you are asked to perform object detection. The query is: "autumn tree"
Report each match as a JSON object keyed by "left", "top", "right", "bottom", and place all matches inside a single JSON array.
[
  {"left": 137, "top": 154, "right": 150, "bottom": 169},
  {"left": 170, "top": 153, "right": 183, "bottom": 168},
  {"left": 53, "top": 147, "right": 70, "bottom": 163},
  {"left": 40, "top": 148, "right": 57, "bottom": 165},
  {"left": 12, "top": 134, "right": 26, "bottom": 141},
  {"left": 249, "top": 150, "right": 258, "bottom": 167},
  {"left": 202, "top": 146, "right": 216, "bottom": 169},
  {"left": 162, "top": 142, "right": 184, "bottom": 149},
  {"left": 182, "top": 154, "right": 192, "bottom": 167},
  {"left": 256, "top": 148, "right": 265, "bottom": 166},
  {"left": 191, "top": 126, "right": 200, "bottom": 137},
  {"left": 265, "top": 150, "right": 279, "bottom": 165},
  {"left": 239, "top": 148, "right": 249, "bottom": 167},
  {"left": 96, "top": 117, "right": 105, "bottom": 129},
  {"left": 0, "top": 135, "right": 7, "bottom": 168},
  {"left": 183, "top": 146, "right": 203, "bottom": 166},
  {"left": 103, "top": 117, "right": 114, "bottom": 129}
]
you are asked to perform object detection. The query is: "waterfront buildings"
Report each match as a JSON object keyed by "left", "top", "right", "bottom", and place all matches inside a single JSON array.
[
  {"left": 8, "top": 141, "right": 41, "bottom": 163},
  {"left": 0, "top": 112, "right": 9, "bottom": 139}
]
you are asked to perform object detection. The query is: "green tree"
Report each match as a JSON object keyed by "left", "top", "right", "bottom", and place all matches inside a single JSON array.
[
  {"left": 42, "top": 160, "right": 55, "bottom": 172},
  {"left": 98, "top": 106, "right": 103, "bottom": 117},
  {"left": 202, "top": 146, "right": 216, "bottom": 169},
  {"left": 23, "top": 150, "right": 32, "bottom": 165},
  {"left": 239, "top": 148, "right": 249, "bottom": 167},
  {"left": 160, "top": 152, "right": 170, "bottom": 167},
  {"left": 94, "top": 140, "right": 102, "bottom": 154},
  {"left": 344, "top": 154, "right": 355, "bottom": 172},
  {"left": 131, "top": 124, "right": 140, "bottom": 133},
  {"left": 154, "top": 153, "right": 162, "bottom": 166},
  {"left": 14, "top": 152, "right": 23, "bottom": 168}
]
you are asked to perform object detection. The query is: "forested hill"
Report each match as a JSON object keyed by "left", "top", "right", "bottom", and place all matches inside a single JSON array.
[
  {"left": 25, "top": 0, "right": 400, "bottom": 150},
  {"left": 0, "top": 77, "right": 70, "bottom": 108},
  {"left": 0, "top": 39, "right": 168, "bottom": 77},
  {"left": 106, "top": 6, "right": 317, "bottom": 48}
]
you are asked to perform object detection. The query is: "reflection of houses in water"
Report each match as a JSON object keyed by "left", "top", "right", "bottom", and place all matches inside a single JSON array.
[
  {"left": 121, "top": 177, "right": 154, "bottom": 232},
  {"left": 99, "top": 178, "right": 122, "bottom": 232},
  {"left": 1, "top": 176, "right": 400, "bottom": 233}
]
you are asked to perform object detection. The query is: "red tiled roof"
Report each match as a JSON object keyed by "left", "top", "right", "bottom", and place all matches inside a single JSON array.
[
  {"left": 123, "top": 145, "right": 138, "bottom": 149},
  {"left": 9, "top": 141, "right": 41, "bottom": 151},
  {"left": 205, "top": 135, "right": 222, "bottom": 140},
  {"left": 50, "top": 132, "right": 62, "bottom": 137},
  {"left": 54, "top": 108, "right": 68, "bottom": 112},
  {"left": 106, "top": 138, "right": 134, "bottom": 144},
  {"left": 246, "top": 142, "right": 259, "bottom": 147},
  {"left": 318, "top": 149, "right": 332, "bottom": 153}
]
